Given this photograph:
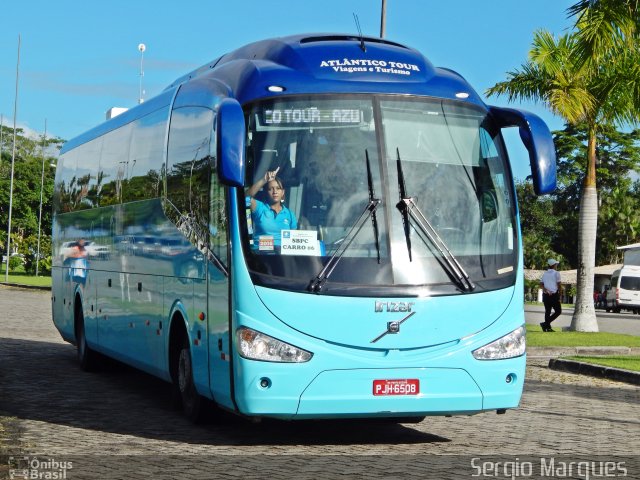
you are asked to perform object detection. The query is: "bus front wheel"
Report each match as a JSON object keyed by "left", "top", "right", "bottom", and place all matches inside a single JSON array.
[{"left": 176, "top": 338, "right": 204, "bottom": 423}]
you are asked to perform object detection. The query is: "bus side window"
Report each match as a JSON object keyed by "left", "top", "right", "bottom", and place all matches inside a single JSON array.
[
  {"left": 74, "top": 137, "right": 102, "bottom": 210},
  {"left": 126, "top": 108, "right": 168, "bottom": 203},
  {"left": 166, "top": 106, "right": 214, "bottom": 250},
  {"left": 56, "top": 149, "right": 77, "bottom": 213},
  {"left": 99, "top": 124, "right": 132, "bottom": 207}
]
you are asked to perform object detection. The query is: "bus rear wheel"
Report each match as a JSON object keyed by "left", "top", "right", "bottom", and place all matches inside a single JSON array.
[
  {"left": 75, "top": 302, "right": 98, "bottom": 371},
  {"left": 176, "top": 338, "right": 204, "bottom": 423}
]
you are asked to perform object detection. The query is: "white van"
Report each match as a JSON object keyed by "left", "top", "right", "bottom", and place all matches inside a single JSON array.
[{"left": 605, "top": 265, "right": 640, "bottom": 314}]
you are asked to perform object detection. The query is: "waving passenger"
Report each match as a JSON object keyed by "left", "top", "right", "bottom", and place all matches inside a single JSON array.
[{"left": 246, "top": 167, "right": 297, "bottom": 246}]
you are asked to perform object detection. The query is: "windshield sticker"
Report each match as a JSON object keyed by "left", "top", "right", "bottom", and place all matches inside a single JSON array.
[
  {"left": 497, "top": 266, "right": 514, "bottom": 275},
  {"left": 258, "top": 235, "right": 274, "bottom": 251},
  {"left": 319, "top": 58, "right": 420, "bottom": 76},
  {"left": 281, "top": 230, "right": 322, "bottom": 256}
]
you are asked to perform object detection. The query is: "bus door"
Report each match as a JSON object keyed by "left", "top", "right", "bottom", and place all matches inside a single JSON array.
[{"left": 207, "top": 264, "right": 231, "bottom": 407}]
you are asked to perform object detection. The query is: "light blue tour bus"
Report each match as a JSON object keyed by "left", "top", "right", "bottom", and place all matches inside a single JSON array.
[{"left": 51, "top": 33, "right": 556, "bottom": 422}]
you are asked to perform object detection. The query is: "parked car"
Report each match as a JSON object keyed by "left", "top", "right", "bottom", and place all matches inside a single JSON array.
[{"left": 605, "top": 265, "right": 640, "bottom": 314}]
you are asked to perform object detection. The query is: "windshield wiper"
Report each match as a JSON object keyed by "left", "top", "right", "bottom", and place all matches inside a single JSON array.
[
  {"left": 366, "top": 150, "right": 382, "bottom": 264},
  {"left": 308, "top": 151, "right": 381, "bottom": 293},
  {"left": 394, "top": 148, "right": 475, "bottom": 292}
]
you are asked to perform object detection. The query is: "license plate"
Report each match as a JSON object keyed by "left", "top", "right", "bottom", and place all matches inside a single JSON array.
[{"left": 373, "top": 379, "right": 420, "bottom": 396}]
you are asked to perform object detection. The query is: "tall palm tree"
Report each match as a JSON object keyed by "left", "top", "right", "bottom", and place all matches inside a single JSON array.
[
  {"left": 569, "top": 0, "right": 639, "bottom": 65},
  {"left": 486, "top": 24, "right": 639, "bottom": 331}
]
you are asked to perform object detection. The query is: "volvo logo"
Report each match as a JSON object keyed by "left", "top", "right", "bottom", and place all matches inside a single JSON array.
[{"left": 370, "top": 311, "right": 416, "bottom": 343}]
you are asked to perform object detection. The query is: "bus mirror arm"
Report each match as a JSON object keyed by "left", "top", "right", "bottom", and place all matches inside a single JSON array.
[
  {"left": 488, "top": 106, "right": 557, "bottom": 195},
  {"left": 217, "top": 98, "right": 246, "bottom": 187}
]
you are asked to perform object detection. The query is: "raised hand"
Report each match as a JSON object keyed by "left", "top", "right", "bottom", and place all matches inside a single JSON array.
[{"left": 264, "top": 166, "right": 280, "bottom": 182}]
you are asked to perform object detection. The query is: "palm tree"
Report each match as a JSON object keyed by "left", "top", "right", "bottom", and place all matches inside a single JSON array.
[
  {"left": 568, "top": 0, "right": 639, "bottom": 67},
  {"left": 486, "top": 21, "right": 639, "bottom": 331}
]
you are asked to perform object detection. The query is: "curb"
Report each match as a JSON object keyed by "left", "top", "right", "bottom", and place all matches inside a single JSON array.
[
  {"left": 548, "top": 358, "right": 640, "bottom": 386},
  {"left": 0, "top": 282, "right": 51, "bottom": 291},
  {"left": 528, "top": 346, "right": 640, "bottom": 358}
]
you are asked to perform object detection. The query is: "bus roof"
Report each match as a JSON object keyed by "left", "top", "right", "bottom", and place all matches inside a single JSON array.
[
  {"left": 62, "top": 33, "right": 484, "bottom": 154},
  {"left": 166, "top": 33, "right": 482, "bottom": 105}
]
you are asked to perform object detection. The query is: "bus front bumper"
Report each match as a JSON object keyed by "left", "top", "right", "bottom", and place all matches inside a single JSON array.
[{"left": 234, "top": 359, "right": 525, "bottom": 419}]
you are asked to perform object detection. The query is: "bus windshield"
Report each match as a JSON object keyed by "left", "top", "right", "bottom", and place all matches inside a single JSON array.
[{"left": 241, "top": 95, "right": 517, "bottom": 295}]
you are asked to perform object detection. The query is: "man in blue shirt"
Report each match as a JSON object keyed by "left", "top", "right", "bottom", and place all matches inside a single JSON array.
[{"left": 246, "top": 167, "right": 298, "bottom": 247}]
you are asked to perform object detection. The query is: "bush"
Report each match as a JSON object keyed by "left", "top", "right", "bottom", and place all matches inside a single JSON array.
[
  {"left": 9, "top": 255, "right": 24, "bottom": 271},
  {"left": 24, "top": 254, "right": 51, "bottom": 275},
  {"left": 24, "top": 254, "right": 36, "bottom": 274},
  {"left": 39, "top": 256, "right": 52, "bottom": 275}
]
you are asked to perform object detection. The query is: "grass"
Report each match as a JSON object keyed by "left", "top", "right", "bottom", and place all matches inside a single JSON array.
[
  {"left": 0, "top": 270, "right": 51, "bottom": 288},
  {"left": 565, "top": 355, "right": 640, "bottom": 372},
  {"left": 526, "top": 324, "right": 640, "bottom": 347}
]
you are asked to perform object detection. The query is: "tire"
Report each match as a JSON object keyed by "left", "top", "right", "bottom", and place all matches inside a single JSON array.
[
  {"left": 176, "top": 337, "right": 204, "bottom": 423},
  {"left": 75, "top": 303, "right": 98, "bottom": 372}
]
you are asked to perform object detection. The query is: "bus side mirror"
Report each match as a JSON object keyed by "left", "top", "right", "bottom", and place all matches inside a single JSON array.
[
  {"left": 489, "top": 106, "right": 557, "bottom": 195},
  {"left": 217, "top": 98, "right": 246, "bottom": 187}
]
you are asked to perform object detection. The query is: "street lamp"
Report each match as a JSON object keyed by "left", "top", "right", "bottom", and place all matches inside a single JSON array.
[
  {"left": 0, "top": 114, "right": 4, "bottom": 166},
  {"left": 380, "top": 0, "right": 387, "bottom": 38},
  {"left": 138, "top": 43, "right": 146, "bottom": 104}
]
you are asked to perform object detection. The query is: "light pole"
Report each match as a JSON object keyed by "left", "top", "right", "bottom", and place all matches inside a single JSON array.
[
  {"left": 138, "top": 43, "right": 146, "bottom": 104},
  {"left": 36, "top": 119, "right": 47, "bottom": 277},
  {"left": 5, "top": 35, "right": 20, "bottom": 282},
  {"left": 0, "top": 114, "right": 4, "bottom": 166},
  {"left": 380, "top": 0, "right": 387, "bottom": 38}
]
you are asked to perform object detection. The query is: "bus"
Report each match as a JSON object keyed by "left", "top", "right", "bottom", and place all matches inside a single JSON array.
[{"left": 51, "top": 34, "right": 556, "bottom": 422}]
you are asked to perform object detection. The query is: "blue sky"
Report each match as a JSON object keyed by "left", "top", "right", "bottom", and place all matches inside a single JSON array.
[{"left": 1, "top": 0, "right": 575, "bottom": 179}]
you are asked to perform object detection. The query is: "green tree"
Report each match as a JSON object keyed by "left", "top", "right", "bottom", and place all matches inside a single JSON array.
[
  {"left": 568, "top": 0, "right": 640, "bottom": 68},
  {"left": 516, "top": 181, "right": 563, "bottom": 269},
  {"left": 486, "top": 3, "right": 640, "bottom": 331},
  {"left": 598, "top": 185, "right": 640, "bottom": 263},
  {"left": 551, "top": 124, "right": 640, "bottom": 267},
  {"left": 0, "top": 126, "right": 63, "bottom": 272}
]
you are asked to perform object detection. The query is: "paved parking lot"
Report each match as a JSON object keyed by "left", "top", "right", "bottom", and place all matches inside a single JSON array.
[{"left": 1, "top": 286, "right": 639, "bottom": 479}]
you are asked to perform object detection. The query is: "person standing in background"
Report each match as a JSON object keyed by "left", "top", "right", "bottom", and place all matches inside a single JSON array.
[{"left": 540, "top": 258, "right": 562, "bottom": 332}]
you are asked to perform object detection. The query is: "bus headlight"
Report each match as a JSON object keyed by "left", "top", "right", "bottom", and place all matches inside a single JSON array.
[
  {"left": 237, "top": 327, "right": 313, "bottom": 363},
  {"left": 472, "top": 326, "right": 526, "bottom": 360}
]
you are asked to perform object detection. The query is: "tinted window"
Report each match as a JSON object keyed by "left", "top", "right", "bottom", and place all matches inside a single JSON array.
[
  {"left": 55, "top": 149, "right": 77, "bottom": 214},
  {"left": 99, "top": 123, "right": 133, "bottom": 207},
  {"left": 75, "top": 137, "right": 103, "bottom": 210},
  {"left": 620, "top": 276, "right": 640, "bottom": 291},
  {"left": 166, "top": 106, "right": 214, "bottom": 250},
  {"left": 126, "top": 108, "right": 168, "bottom": 202},
  {"left": 209, "top": 115, "right": 227, "bottom": 265}
]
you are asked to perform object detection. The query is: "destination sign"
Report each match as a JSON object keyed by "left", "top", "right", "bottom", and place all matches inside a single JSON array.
[{"left": 263, "top": 107, "right": 363, "bottom": 125}]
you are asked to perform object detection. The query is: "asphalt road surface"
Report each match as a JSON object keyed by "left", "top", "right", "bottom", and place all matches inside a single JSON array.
[{"left": 525, "top": 304, "right": 640, "bottom": 335}]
